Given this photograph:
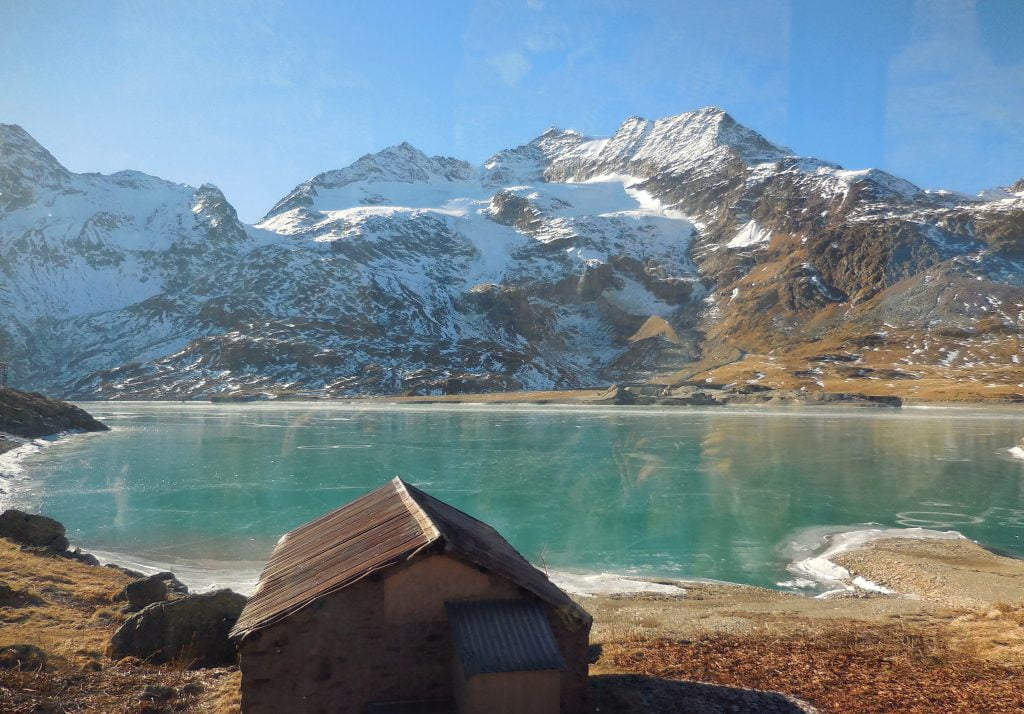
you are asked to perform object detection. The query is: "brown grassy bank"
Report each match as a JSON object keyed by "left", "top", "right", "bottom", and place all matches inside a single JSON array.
[{"left": 3, "top": 534, "right": 1024, "bottom": 712}]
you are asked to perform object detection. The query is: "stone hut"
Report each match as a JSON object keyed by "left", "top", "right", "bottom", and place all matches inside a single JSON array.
[{"left": 230, "top": 477, "right": 592, "bottom": 714}]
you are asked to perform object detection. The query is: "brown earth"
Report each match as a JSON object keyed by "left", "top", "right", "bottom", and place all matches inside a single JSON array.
[
  {"left": 0, "top": 538, "right": 238, "bottom": 713},
  {"left": 3, "top": 532, "right": 1024, "bottom": 712},
  {"left": 680, "top": 349, "right": 1024, "bottom": 405},
  {"left": 346, "top": 336, "right": 1024, "bottom": 406},
  {"left": 586, "top": 537, "right": 1024, "bottom": 713}
]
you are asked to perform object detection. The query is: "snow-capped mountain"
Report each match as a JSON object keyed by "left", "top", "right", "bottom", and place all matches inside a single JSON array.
[{"left": 1, "top": 109, "right": 1021, "bottom": 400}]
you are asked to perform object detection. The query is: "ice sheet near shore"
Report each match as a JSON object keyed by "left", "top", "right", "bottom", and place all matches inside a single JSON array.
[
  {"left": 784, "top": 526, "right": 965, "bottom": 597},
  {"left": 2, "top": 435, "right": 702, "bottom": 600},
  {"left": 86, "top": 548, "right": 264, "bottom": 596},
  {"left": 0, "top": 437, "right": 54, "bottom": 510},
  {"left": 82, "top": 549, "right": 689, "bottom": 599},
  {"left": 548, "top": 570, "right": 686, "bottom": 597}
]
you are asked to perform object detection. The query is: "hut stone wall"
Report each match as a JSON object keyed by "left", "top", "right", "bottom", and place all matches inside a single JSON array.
[{"left": 239, "top": 551, "right": 589, "bottom": 714}]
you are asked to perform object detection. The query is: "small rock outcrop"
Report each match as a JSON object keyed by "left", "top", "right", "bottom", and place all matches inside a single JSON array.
[
  {"left": 115, "top": 572, "right": 189, "bottom": 610},
  {"left": 593, "top": 384, "right": 637, "bottom": 405},
  {"left": 0, "top": 644, "right": 47, "bottom": 671},
  {"left": 140, "top": 684, "right": 178, "bottom": 702},
  {"left": 109, "top": 589, "right": 246, "bottom": 668},
  {"left": 119, "top": 576, "right": 169, "bottom": 611},
  {"left": 459, "top": 283, "right": 541, "bottom": 341},
  {"left": 0, "top": 509, "right": 69, "bottom": 551}
]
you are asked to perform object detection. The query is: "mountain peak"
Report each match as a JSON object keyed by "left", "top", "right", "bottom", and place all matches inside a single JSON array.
[
  {"left": 260, "top": 142, "right": 474, "bottom": 221},
  {"left": 322, "top": 142, "right": 473, "bottom": 186},
  {"left": 1, "top": 123, "right": 70, "bottom": 180},
  {"left": 1, "top": 123, "right": 72, "bottom": 211},
  {"left": 605, "top": 107, "right": 788, "bottom": 168},
  {"left": 480, "top": 107, "right": 788, "bottom": 186}
]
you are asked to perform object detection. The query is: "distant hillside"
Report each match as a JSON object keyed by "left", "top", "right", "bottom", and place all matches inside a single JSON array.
[{"left": 1, "top": 109, "right": 1021, "bottom": 401}]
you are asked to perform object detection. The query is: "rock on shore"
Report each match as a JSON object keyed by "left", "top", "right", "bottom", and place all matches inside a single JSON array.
[
  {"left": 0, "top": 386, "right": 108, "bottom": 439},
  {"left": 109, "top": 589, "right": 247, "bottom": 668},
  {"left": 0, "top": 510, "right": 69, "bottom": 551}
]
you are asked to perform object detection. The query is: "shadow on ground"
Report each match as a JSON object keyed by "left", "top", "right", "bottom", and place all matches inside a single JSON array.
[{"left": 590, "top": 674, "right": 818, "bottom": 713}]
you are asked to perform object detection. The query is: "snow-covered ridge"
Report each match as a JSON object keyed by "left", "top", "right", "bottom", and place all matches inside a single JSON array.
[
  {"left": 482, "top": 107, "right": 790, "bottom": 187},
  {"left": 261, "top": 142, "right": 474, "bottom": 221},
  {"left": 2, "top": 107, "right": 1023, "bottom": 399}
]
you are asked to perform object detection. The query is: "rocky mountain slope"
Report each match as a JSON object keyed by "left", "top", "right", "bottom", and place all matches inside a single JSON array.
[{"left": 1, "top": 109, "right": 1021, "bottom": 400}]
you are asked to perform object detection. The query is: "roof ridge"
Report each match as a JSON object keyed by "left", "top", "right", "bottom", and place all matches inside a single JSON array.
[
  {"left": 392, "top": 476, "right": 441, "bottom": 542},
  {"left": 232, "top": 478, "right": 591, "bottom": 641}
]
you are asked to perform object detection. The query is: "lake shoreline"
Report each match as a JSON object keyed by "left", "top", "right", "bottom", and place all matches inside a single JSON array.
[
  {"left": 3, "top": 515, "right": 1023, "bottom": 712},
  {"left": 189, "top": 384, "right": 1024, "bottom": 407},
  {"left": 4, "top": 427, "right": 1019, "bottom": 605},
  {"left": 5, "top": 399, "right": 1024, "bottom": 709},
  {"left": 13, "top": 400, "right": 1024, "bottom": 599}
]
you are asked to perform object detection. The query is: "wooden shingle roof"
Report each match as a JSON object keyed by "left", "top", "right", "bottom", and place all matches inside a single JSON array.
[{"left": 230, "top": 477, "right": 590, "bottom": 640}]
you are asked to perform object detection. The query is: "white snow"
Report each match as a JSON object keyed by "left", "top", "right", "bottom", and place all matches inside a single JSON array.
[
  {"left": 786, "top": 527, "right": 964, "bottom": 596},
  {"left": 4, "top": 108, "right": 1020, "bottom": 398},
  {"left": 550, "top": 570, "right": 686, "bottom": 597},
  {"left": 726, "top": 220, "right": 772, "bottom": 248}
]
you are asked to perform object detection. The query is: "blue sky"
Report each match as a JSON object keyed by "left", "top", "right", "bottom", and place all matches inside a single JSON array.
[{"left": 3, "top": 0, "right": 1023, "bottom": 222}]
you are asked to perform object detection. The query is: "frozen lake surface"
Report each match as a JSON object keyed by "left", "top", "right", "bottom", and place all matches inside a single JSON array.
[{"left": 3, "top": 402, "right": 1023, "bottom": 595}]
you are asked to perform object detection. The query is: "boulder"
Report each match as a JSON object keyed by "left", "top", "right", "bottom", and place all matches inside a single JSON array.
[
  {"left": 0, "top": 509, "right": 69, "bottom": 551},
  {"left": 63, "top": 546, "right": 100, "bottom": 565},
  {"left": 140, "top": 684, "right": 177, "bottom": 701},
  {"left": 592, "top": 384, "right": 636, "bottom": 405},
  {"left": 109, "top": 589, "right": 246, "bottom": 668},
  {"left": 153, "top": 571, "right": 190, "bottom": 596},
  {"left": 117, "top": 575, "right": 169, "bottom": 611},
  {"left": 114, "top": 572, "right": 187, "bottom": 609}
]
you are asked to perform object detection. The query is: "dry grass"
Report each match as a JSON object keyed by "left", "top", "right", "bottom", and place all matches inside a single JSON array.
[
  {"left": 200, "top": 669, "right": 241, "bottom": 714},
  {"left": 947, "top": 604, "right": 1024, "bottom": 667},
  {"left": 6, "top": 535, "right": 1024, "bottom": 712},
  {"left": 598, "top": 623, "right": 1024, "bottom": 713},
  {"left": 0, "top": 539, "right": 235, "bottom": 713},
  {"left": 687, "top": 344, "right": 1024, "bottom": 404}
]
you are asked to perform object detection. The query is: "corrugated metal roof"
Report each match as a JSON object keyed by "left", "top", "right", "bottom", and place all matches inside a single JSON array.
[
  {"left": 447, "top": 599, "right": 565, "bottom": 677},
  {"left": 231, "top": 477, "right": 590, "bottom": 640}
]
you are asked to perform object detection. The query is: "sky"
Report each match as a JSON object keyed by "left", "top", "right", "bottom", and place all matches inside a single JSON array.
[{"left": 3, "top": 0, "right": 1023, "bottom": 222}]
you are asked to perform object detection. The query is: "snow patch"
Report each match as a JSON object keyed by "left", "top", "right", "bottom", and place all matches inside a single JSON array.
[
  {"left": 726, "top": 220, "right": 772, "bottom": 249},
  {"left": 784, "top": 526, "right": 964, "bottom": 596},
  {"left": 549, "top": 570, "right": 686, "bottom": 597}
]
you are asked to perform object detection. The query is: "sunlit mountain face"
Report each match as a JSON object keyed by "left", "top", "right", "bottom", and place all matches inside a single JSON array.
[{"left": 1, "top": 108, "right": 1022, "bottom": 400}]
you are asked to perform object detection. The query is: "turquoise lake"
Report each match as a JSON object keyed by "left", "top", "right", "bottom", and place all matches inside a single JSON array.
[{"left": 3, "top": 403, "right": 1024, "bottom": 594}]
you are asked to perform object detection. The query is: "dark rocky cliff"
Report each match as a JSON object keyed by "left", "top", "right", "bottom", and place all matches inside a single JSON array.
[{"left": 0, "top": 387, "right": 108, "bottom": 442}]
